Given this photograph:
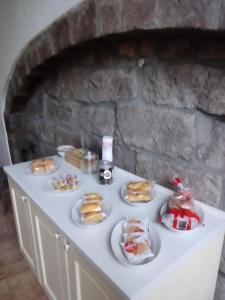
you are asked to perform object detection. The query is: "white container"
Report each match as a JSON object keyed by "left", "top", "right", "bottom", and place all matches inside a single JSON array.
[
  {"left": 56, "top": 145, "right": 74, "bottom": 158},
  {"left": 102, "top": 136, "right": 113, "bottom": 162}
]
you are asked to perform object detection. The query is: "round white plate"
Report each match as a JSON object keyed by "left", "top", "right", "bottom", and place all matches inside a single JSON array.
[
  {"left": 159, "top": 202, "right": 204, "bottom": 232},
  {"left": 45, "top": 174, "right": 79, "bottom": 193},
  {"left": 120, "top": 183, "right": 156, "bottom": 207},
  {"left": 27, "top": 157, "right": 60, "bottom": 176},
  {"left": 111, "top": 220, "right": 161, "bottom": 267},
  {"left": 71, "top": 199, "right": 112, "bottom": 228}
]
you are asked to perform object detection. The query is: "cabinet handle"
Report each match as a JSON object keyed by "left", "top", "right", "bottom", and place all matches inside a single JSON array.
[
  {"left": 54, "top": 233, "right": 61, "bottom": 240},
  {"left": 64, "top": 242, "right": 71, "bottom": 251},
  {"left": 21, "top": 196, "right": 27, "bottom": 202}
]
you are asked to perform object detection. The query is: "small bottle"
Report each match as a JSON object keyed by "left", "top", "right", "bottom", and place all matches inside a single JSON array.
[{"left": 102, "top": 136, "right": 113, "bottom": 162}]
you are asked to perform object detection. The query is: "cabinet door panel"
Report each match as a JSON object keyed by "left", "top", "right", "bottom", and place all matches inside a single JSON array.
[
  {"left": 35, "top": 215, "right": 63, "bottom": 300},
  {"left": 67, "top": 247, "right": 121, "bottom": 300},
  {"left": 79, "top": 265, "right": 110, "bottom": 300},
  {"left": 9, "top": 185, "right": 36, "bottom": 270}
]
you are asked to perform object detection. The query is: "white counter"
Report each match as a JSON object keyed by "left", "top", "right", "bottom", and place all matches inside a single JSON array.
[{"left": 4, "top": 157, "right": 225, "bottom": 300}]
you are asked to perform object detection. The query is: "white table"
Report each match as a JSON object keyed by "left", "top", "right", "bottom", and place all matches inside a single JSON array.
[{"left": 4, "top": 157, "right": 225, "bottom": 300}]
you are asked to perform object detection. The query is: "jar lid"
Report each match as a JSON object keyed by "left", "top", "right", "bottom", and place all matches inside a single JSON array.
[
  {"left": 83, "top": 150, "right": 97, "bottom": 160},
  {"left": 98, "top": 159, "right": 113, "bottom": 169}
]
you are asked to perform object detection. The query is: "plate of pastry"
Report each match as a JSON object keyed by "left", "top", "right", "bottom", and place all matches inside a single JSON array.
[
  {"left": 46, "top": 174, "right": 79, "bottom": 193},
  {"left": 71, "top": 193, "right": 112, "bottom": 228},
  {"left": 28, "top": 157, "right": 59, "bottom": 175},
  {"left": 121, "top": 181, "right": 155, "bottom": 206},
  {"left": 111, "top": 217, "right": 161, "bottom": 267}
]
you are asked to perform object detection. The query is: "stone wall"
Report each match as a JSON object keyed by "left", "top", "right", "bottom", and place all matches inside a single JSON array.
[{"left": 6, "top": 32, "right": 225, "bottom": 299}]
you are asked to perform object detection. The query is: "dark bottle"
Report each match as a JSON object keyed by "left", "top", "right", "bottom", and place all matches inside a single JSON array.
[{"left": 98, "top": 160, "right": 114, "bottom": 184}]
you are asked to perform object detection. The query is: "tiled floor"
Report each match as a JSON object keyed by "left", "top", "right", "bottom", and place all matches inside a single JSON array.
[{"left": 0, "top": 189, "right": 48, "bottom": 300}]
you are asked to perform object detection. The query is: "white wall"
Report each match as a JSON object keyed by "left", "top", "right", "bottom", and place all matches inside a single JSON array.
[{"left": 0, "top": 0, "right": 83, "bottom": 166}]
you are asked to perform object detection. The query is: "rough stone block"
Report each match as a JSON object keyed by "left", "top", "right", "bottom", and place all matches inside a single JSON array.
[
  {"left": 143, "top": 63, "right": 205, "bottom": 109},
  {"left": 13, "top": 56, "right": 28, "bottom": 82},
  {"left": 35, "top": 33, "right": 54, "bottom": 64},
  {"left": 197, "top": 67, "right": 225, "bottom": 115},
  {"left": 69, "top": 1, "right": 96, "bottom": 44},
  {"left": 121, "top": 0, "right": 156, "bottom": 30},
  {"left": 113, "top": 144, "right": 136, "bottom": 174},
  {"left": 46, "top": 97, "right": 73, "bottom": 128},
  {"left": 79, "top": 106, "right": 115, "bottom": 136},
  {"left": 23, "top": 42, "right": 40, "bottom": 74},
  {"left": 25, "top": 88, "right": 46, "bottom": 119},
  {"left": 218, "top": 1, "right": 225, "bottom": 29},
  {"left": 196, "top": 111, "right": 214, "bottom": 162},
  {"left": 49, "top": 18, "right": 71, "bottom": 54},
  {"left": 96, "top": 0, "right": 122, "bottom": 35},
  {"left": 59, "top": 67, "right": 88, "bottom": 101},
  {"left": 38, "top": 121, "right": 55, "bottom": 145},
  {"left": 198, "top": 121, "right": 225, "bottom": 170},
  {"left": 136, "top": 153, "right": 222, "bottom": 207},
  {"left": 44, "top": 73, "right": 61, "bottom": 99},
  {"left": 118, "top": 105, "right": 196, "bottom": 160},
  {"left": 155, "top": 0, "right": 221, "bottom": 29},
  {"left": 214, "top": 274, "right": 225, "bottom": 300},
  {"left": 38, "top": 142, "right": 55, "bottom": 157},
  {"left": 87, "top": 69, "right": 137, "bottom": 102},
  {"left": 55, "top": 127, "right": 77, "bottom": 146}
]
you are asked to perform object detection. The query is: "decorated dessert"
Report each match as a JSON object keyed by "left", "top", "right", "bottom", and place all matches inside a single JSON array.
[
  {"left": 52, "top": 174, "right": 78, "bottom": 191},
  {"left": 125, "top": 181, "right": 154, "bottom": 203},
  {"left": 31, "top": 158, "right": 56, "bottom": 175},
  {"left": 79, "top": 193, "right": 107, "bottom": 225},
  {"left": 160, "top": 176, "right": 202, "bottom": 230},
  {"left": 120, "top": 218, "right": 154, "bottom": 264}
]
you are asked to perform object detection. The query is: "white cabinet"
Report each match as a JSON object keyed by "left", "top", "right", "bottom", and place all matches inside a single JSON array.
[
  {"left": 8, "top": 178, "right": 38, "bottom": 276},
  {"left": 5, "top": 161, "right": 225, "bottom": 300},
  {"left": 31, "top": 202, "right": 119, "bottom": 300},
  {"left": 31, "top": 203, "right": 65, "bottom": 300}
]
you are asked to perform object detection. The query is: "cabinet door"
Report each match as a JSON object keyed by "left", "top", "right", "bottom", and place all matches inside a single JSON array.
[
  {"left": 33, "top": 206, "right": 64, "bottom": 300},
  {"left": 67, "top": 245, "right": 120, "bottom": 300},
  {"left": 9, "top": 181, "right": 37, "bottom": 272}
]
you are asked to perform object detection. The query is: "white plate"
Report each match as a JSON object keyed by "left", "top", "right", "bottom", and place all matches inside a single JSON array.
[
  {"left": 120, "top": 183, "right": 156, "bottom": 207},
  {"left": 159, "top": 202, "right": 204, "bottom": 232},
  {"left": 45, "top": 174, "right": 79, "bottom": 193},
  {"left": 27, "top": 157, "right": 60, "bottom": 176},
  {"left": 71, "top": 199, "right": 112, "bottom": 228},
  {"left": 111, "top": 220, "right": 161, "bottom": 267}
]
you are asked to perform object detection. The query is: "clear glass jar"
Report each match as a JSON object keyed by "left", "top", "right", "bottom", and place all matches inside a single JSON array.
[{"left": 81, "top": 151, "right": 98, "bottom": 174}]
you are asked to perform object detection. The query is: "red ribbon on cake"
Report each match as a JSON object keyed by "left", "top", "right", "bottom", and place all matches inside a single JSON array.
[{"left": 168, "top": 207, "right": 201, "bottom": 230}]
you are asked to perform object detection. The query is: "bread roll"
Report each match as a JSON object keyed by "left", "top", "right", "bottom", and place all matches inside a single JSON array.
[
  {"left": 82, "top": 212, "right": 106, "bottom": 224},
  {"left": 126, "top": 191, "right": 152, "bottom": 202},
  {"left": 80, "top": 202, "right": 102, "bottom": 214},
  {"left": 83, "top": 193, "right": 103, "bottom": 202},
  {"left": 127, "top": 181, "right": 151, "bottom": 192}
]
